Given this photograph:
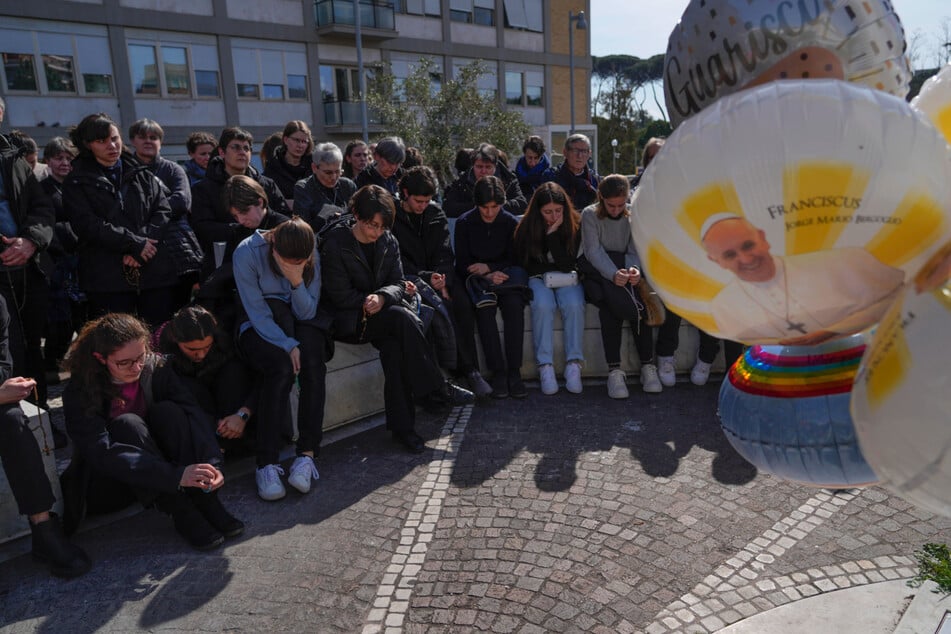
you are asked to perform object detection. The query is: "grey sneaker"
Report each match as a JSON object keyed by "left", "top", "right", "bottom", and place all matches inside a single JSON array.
[
  {"left": 564, "top": 361, "right": 583, "bottom": 394},
  {"left": 466, "top": 369, "right": 493, "bottom": 398},
  {"left": 287, "top": 455, "right": 319, "bottom": 494},
  {"left": 607, "top": 368, "right": 629, "bottom": 399},
  {"left": 539, "top": 364, "right": 558, "bottom": 395},
  {"left": 640, "top": 364, "right": 663, "bottom": 393},
  {"left": 657, "top": 355, "right": 676, "bottom": 387},
  {"left": 255, "top": 464, "right": 286, "bottom": 501},
  {"left": 691, "top": 360, "right": 712, "bottom": 386}
]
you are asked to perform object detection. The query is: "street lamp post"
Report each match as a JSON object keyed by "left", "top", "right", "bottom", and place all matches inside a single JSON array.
[
  {"left": 568, "top": 10, "right": 587, "bottom": 134},
  {"left": 611, "top": 138, "right": 618, "bottom": 174}
]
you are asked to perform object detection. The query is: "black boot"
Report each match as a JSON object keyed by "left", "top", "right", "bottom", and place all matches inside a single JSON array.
[
  {"left": 31, "top": 513, "right": 92, "bottom": 579},
  {"left": 159, "top": 492, "right": 224, "bottom": 551},
  {"left": 189, "top": 490, "right": 244, "bottom": 539}
]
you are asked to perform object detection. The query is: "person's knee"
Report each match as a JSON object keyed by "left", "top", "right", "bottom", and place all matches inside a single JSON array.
[{"left": 107, "top": 414, "right": 151, "bottom": 445}]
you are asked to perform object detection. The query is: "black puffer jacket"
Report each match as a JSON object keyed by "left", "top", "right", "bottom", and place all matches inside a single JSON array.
[
  {"left": 442, "top": 162, "right": 527, "bottom": 218},
  {"left": 144, "top": 156, "right": 202, "bottom": 277},
  {"left": 390, "top": 202, "right": 454, "bottom": 286},
  {"left": 355, "top": 164, "right": 403, "bottom": 195},
  {"left": 319, "top": 223, "right": 406, "bottom": 342},
  {"left": 0, "top": 134, "right": 55, "bottom": 277},
  {"left": 264, "top": 145, "right": 312, "bottom": 201},
  {"left": 64, "top": 153, "right": 176, "bottom": 293}
]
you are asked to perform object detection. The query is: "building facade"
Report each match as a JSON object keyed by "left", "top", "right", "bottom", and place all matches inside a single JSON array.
[{"left": 0, "top": 0, "right": 594, "bottom": 166}]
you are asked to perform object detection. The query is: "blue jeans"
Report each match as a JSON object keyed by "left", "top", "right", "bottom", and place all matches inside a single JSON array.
[{"left": 527, "top": 277, "right": 586, "bottom": 366}]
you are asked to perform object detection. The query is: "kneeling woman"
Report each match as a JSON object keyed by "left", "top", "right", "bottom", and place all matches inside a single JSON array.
[
  {"left": 233, "top": 217, "right": 329, "bottom": 501},
  {"left": 321, "top": 185, "right": 472, "bottom": 454},
  {"left": 63, "top": 313, "right": 242, "bottom": 550}
]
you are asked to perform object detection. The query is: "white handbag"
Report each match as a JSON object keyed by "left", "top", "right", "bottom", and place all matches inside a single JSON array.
[{"left": 542, "top": 270, "right": 579, "bottom": 289}]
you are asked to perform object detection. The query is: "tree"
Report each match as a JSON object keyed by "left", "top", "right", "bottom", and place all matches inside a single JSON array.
[{"left": 367, "top": 59, "right": 531, "bottom": 187}]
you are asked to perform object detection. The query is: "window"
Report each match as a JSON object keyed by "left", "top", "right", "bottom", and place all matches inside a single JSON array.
[
  {"left": 503, "top": 0, "right": 543, "bottom": 32},
  {"left": 2, "top": 53, "right": 37, "bottom": 91},
  {"left": 398, "top": 0, "right": 440, "bottom": 16},
  {"left": 321, "top": 64, "right": 372, "bottom": 125},
  {"left": 390, "top": 55, "right": 443, "bottom": 102},
  {"left": 454, "top": 58, "right": 497, "bottom": 99},
  {"left": 127, "top": 38, "right": 219, "bottom": 98},
  {"left": 450, "top": 0, "right": 494, "bottom": 25},
  {"left": 1, "top": 25, "right": 115, "bottom": 95},
  {"left": 232, "top": 41, "right": 307, "bottom": 102},
  {"left": 505, "top": 68, "right": 543, "bottom": 107}
]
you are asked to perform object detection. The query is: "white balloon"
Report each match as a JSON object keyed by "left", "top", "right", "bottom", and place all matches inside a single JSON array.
[
  {"left": 851, "top": 248, "right": 951, "bottom": 518},
  {"left": 631, "top": 79, "right": 951, "bottom": 346},
  {"left": 911, "top": 63, "right": 951, "bottom": 148}
]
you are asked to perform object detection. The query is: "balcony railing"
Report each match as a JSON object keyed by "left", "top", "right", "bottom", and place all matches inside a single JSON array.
[
  {"left": 315, "top": 0, "right": 395, "bottom": 29},
  {"left": 323, "top": 100, "right": 380, "bottom": 127}
]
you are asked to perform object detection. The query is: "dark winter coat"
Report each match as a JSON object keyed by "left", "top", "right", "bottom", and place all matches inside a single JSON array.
[
  {"left": 453, "top": 208, "right": 519, "bottom": 280},
  {"left": 319, "top": 224, "right": 406, "bottom": 341},
  {"left": 293, "top": 175, "right": 357, "bottom": 233},
  {"left": 514, "top": 154, "right": 557, "bottom": 199},
  {"left": 442, "top": 162, "right": 527, "bottom": 218},
  {"left": 553, "top": 161, "right": 600, "bottom": 211},
  {"left": 0, "top": 134, "right": 55, "bottom": 277},
  {"left": 190, "top": 156, "right": 288, "bottom": 279},
  {"left": 390, "top": 202, "right": 454, "bottom": 286},
  {"left": 63, "top": 153, "right": 177, "bottom": 293},
  {"left": 355, "top": 164, "right": 403, "bottom": 195},
  {"left": 142, "top": 155, "right": 203, "bottom": 277},
  {"left": 264, "top": 145, "right": 313, "bottom": 201}
]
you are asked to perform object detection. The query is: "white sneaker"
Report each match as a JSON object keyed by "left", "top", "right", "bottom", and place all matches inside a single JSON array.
[
  {"left": 565, "top": 361, "right": 583, "bottom": 394},
  {"left": 287, "top": 455, "right": 319, "bottom": 494},
  {"left": 640, "top": 364, "right": 663, "bottom": 393},
  {"left": 607, "top": 369, "right": 629, "bottom": 399},
  {"left": 539, "top": 364, "right": 558, "bottom": 395},
  {"left": 256, "top": 464, "right": 286, "bottom": 501},
  {"left": 691, "top": 360, "right": 712, "bottom": 386},
  {"left": 657, "top": 355, "right": 676, "bottom": 387}
]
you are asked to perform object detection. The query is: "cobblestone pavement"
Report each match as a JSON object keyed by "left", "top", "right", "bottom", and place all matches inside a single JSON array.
[{"left": 1, "top": 379, "right": 948, "bottom": 633}]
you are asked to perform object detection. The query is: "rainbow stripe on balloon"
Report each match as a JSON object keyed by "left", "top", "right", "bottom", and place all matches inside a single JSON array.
[{"left": 728, "top": 335, "right": 867, "bottom": 399}]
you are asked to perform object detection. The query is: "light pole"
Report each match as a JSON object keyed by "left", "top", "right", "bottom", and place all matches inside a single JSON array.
[
  {"left": 568, "top": 10, "right": 587, "bottom": 134},
  {"left": 611, "top": 138, "right": 618, "bottom": 174},
  {"left": 355, "top": 0, "right": 369, "bottom": 143}
]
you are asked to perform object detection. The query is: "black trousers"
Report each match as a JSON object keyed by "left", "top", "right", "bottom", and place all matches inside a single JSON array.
[
  {"left": 596, "top": 304, "right": 655, "bottom": 366},
  {"left": 0, "top": 403, "right": 55, "bottom": 516},
  {"left": 446, "top": 281, "right": 479, "bottom": 374},
  {"left": 0, "top": 266, "right": 49, "bottom": 405},
  {"left": 472, "top": 293, "right": 525, "bottom": 375},
  {"left": 655, "top": 309, "right": 682, "bottom": 358},
  {"left": 364, "top": 304, "right": 445, "bottom": 434},
  {"left": 697, "top": 330, "right": 745, "bottom": 368},
  {"left": 239, "top": 302, "right": 328, "bottom": 467},
  {"left": 85, "top": 285, "right": 180, "bottom": 330}
]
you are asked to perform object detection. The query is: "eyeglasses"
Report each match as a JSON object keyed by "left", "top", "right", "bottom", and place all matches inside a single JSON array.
[
  {"left": 566, "top": 147, "right": 591, "bottom": 156},
  {"left": 287, "top": 136, "right": 310, "bottom": 146},
  {"left": 109, "top": 352, "right": 147, "bottom": 369},
  {"left": 361, "top": 219, "right": 385, "bottom": 231},
  {"left": 227, "top": 144, "right": 252, "bottom": 153}
]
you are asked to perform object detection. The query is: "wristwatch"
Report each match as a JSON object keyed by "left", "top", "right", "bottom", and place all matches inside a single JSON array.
[{"left": 236, "top": 410, "right": 249, "bottom": 422}]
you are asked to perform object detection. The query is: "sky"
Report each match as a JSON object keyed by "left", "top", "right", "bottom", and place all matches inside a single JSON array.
[{"left": 588, "top": 0, "right": 949, "bottom": 119}]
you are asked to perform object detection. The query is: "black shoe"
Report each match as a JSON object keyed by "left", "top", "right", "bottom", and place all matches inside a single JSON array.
[
  {"left": 508, "top": 373, "right": 528, "bottom": 399},
  {"left": 393, "top": 430, "right": 426, "bottom": 454},
  {"left": 440, "top": 380, "right": 475, "bottom": 405},
  {"left": 190, "top": 490, "right": 244, "bottom": 539},
  {"left": 31, "top": 513, "right": 92, "bottom": 579},
  {"left": 170, "top": 498, "right": 225, "bottom": 551},
  {"left": 417, "top": 393, "right": 449, "bottom": 413},
  {"left": 490, "top": 374, "right": 509, "bottom": 399}
]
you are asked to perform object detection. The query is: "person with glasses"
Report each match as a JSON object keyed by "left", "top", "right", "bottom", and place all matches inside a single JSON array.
[
  {"left": 190, "top": 127, "right": 289, "bottom": 281},
  {"left": 264, "top": 121, "right": 314, "bottom": 209},
  {"left": 342, "top": 140, "right": 371, "bottom": 180},
  {"left": 554, "top": 133, "right": 601, "bottom": 211},
  {"left": 321, "top": 185, "right": 474, "bottom": 454},
  {"left": 293, "top": 142, "right": 358, "bottom": 234},
  {"left": 355, "top": 137, "right": 406, "bottom": 195},
  {"left": 64, "top": 113, "right": 178, "bottom": 328},
  {"left": 233, "top": 217, "right": 330, "bottom": 500},
  {"left": 62, "top": 312, "right": 243, "bottom": 550}
]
